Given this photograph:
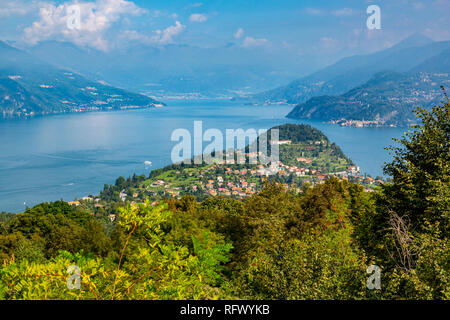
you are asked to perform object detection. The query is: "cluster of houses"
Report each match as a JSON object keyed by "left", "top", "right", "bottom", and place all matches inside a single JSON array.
[
  {"left": 65, "top": 160, "right": 385, "bottom": 222},
  {"left": 67, "top": 196, "right": 113, "bottom": 220},
  {"left": 137, "top": 156, "right": 382, "bottom": 200},
  {"left": 145, "top": 180, "right": 182, "bottom": 197},
  {"left": 67, "top": 147, "right": 385, "bottom": 214},
  {"left": 203, "top": 175, "right": 259, "bottom": 197},
  {"left": 330, "top": 119, "right": 381, "bottom": 127},
  {"left": 68, "top": 196, "right": 103, "bottom": 207}
]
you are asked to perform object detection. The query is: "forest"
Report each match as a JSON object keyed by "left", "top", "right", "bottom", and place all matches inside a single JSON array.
[{"left": 0, "top": 91, "right": 448, "bottom": 300}]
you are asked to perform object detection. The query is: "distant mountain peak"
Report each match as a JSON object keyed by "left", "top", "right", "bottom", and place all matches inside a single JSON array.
[{"left": 393, "top": 33, "right": 434, "bottom": 50}]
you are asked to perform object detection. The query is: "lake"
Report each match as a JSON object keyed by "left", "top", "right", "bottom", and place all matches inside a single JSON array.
[{"left": 0, "top": 100, "right": 408, "bottom": 213}]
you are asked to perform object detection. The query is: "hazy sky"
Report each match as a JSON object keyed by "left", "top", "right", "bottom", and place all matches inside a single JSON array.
[{"left": 1, "top": 0, "right": 449, "bottom": 63}]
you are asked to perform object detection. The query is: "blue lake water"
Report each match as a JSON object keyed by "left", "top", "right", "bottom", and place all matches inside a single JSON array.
[{"left": 0, "top": 100, "right": 408, "bottom": 213}]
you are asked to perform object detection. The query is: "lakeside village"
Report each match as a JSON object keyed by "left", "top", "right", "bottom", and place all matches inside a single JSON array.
[
  {"left": 328, "top": 119, "right": 397, "bottom": 127},
  {"left": 66, "top": 138, "right": 387, "bottom": 219}
]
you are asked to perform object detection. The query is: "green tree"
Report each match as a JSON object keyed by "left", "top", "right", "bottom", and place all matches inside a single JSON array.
[
  {"left": 358, "top": 88, "right": 450, "bottom": 299},
  {"left": 1, "top": 201, "right": 110, "bottom": 259},
  {"left": 382, "top": 88, "right": 449, "bottom": 235},
  {"left": 0, "top": 201, "right": 233, "bottom": 300}
]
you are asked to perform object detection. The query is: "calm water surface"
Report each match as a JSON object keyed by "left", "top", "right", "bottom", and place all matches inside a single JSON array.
[{"left": 0, "top": 100, "right": 407, "bottom": 212}]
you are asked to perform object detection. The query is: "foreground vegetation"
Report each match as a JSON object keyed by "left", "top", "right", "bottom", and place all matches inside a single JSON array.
[{"left": 0, "top": 90, "right": 448, "bottom": 300}]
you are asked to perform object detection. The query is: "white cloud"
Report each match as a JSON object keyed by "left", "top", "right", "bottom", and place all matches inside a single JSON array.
[
  {"left": 187, "top": 3, "right": 203, "bottom": 9},
  {"left": 155, "top": 21, "right": 185, "bottom": 44},
  {"left": 121, "top": 21, "right": 185, "bottom": 46},
  {"left": 319, "top": 36, "right": 339, "bottom": 49},
  {"left": 150, "top": 10, "right": 163, "bottom": 18},
  {"left": 305, "top": 7, "right": 358, "bottom": 17},
  {"left": 242, "top": 36, "right": 269, "bottom": 47},
  {"left": 0, "top": 1, "right": 42, "bottom": 17},
  {"left": 331, "top": 8, "right": 356, "bottom": 17},
  {"left": 189, "top": 13, "right": 207, "bottom": 23},
  {"left": 305, "top": 8, "right": 325, "bottom": 16},
  {"left": 23, "top": 0, "right": 146, "bottom": 51},
  {"left": 234, "top": 28, "right": 244, "bottom": 39}
]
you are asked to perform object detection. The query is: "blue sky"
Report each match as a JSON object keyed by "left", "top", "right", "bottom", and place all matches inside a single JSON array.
[{"left": 1, "top": 0, "right": 449, "bottom": 61}]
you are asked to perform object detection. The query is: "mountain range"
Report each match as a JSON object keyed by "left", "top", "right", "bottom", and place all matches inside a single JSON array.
[
  {"left": 287, "top": 70, "right": 449, "bottom": 126},
  {"left": 0, "top": 41, "right": 162, "bottom": 119},
  {"left": 252, "top": 33, "right": 450, "bottom": 126},
  {"left": 25, "top": 41, "right": 313, "bottom": 98},
  {"left": 2, "top": 33, "right": 450, "bottom": 124},
  {"left": 255, "top": 34, "right": 449, "bottom": 104}
]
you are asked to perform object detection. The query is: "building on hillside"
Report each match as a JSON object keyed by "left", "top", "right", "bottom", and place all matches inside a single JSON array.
[
  {"left": 297, "top": 157, "right": 312, "bottom": 164},
  {"left": 348, "top": 166, "right": 360, "bottom": 175},
  {"left": 271, "top": 140, "right": 291, "bottom": 145}
]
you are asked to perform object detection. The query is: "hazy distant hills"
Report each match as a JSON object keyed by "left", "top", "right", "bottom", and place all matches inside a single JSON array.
[
  {"left": 0, "top": 41, "right": 162, "bottom": 119},
  {"left": 287, "top": 70, "right": 449, "bottom": 126},
  {"left": 411, "top": 48, "right": 450, "bottom": 73},
  {"left": 26, "top": 41, "right": 314, "bottom": 97},
  {"left": 255, "top": 34, "right": 450, "bottom": 105},
  {"left": 3, "top": 32, "right": 449, "bottom": 123},
  {"left": 250, "top": 33, "right": 450, "bottom": 126}
]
